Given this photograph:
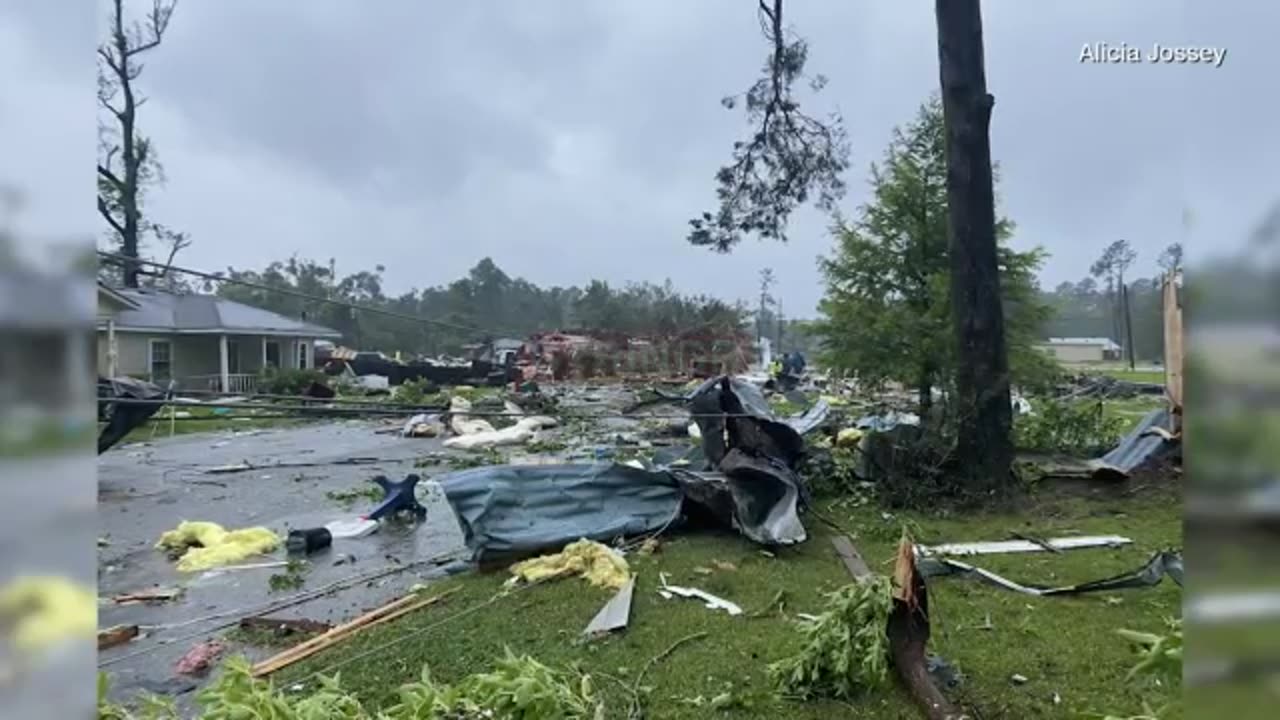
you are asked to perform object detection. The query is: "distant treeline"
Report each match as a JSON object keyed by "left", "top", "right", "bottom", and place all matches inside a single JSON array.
[{"left": 213, "top": 257, "right": 749, "bottom": 357}]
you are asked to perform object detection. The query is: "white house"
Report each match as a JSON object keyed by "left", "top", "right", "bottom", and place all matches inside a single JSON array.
[
  {"left": 96, "top": 285, "right": 342, "bottom": 393},
  {"left": 1035, "top": 337, "right": 1123, "bottom": 364}
]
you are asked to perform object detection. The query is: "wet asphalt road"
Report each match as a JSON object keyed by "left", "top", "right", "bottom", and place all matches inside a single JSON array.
[{"left": 97, "top": 420, "right": 472, "bottom": 709}]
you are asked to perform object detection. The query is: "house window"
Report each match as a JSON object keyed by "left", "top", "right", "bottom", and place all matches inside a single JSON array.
[
  {"left": 148, "top": 339, "right": 172, "bottom": 382},
  {"left": 265, "top": 340, "right": 281, "bottom": 368},
  {"left": 298, "top": 342, "right": 309, "bottom": 369},
  {"left": 226, "top": 339, "right": 242, "bottom": 374}
]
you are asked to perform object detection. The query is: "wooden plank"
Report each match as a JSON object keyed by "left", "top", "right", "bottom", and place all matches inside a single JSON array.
[
  {"left": 831, "top": 535, "right": 872, "bottom": 580},
  {"left": 251, "top": 587, "right": 458, "bottom": 677},
  {"left": 98, "top": 624, "right": 139, "bottom": 650}
]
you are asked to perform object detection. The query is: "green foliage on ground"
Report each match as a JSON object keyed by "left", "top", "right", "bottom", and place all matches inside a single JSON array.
[
  {"left": 174, "top": 485, "right": 1181, "bottom": 720},
  {"left": 814, "top": 96, "right": 1059, "bottom": 410},
  {"left": 1014, "top": 398, "right": 1128, "bottom": 455},
  {"left": 391, "top": 378, "right": 447, "bottom": 407},
  {"left": 326, "top": 484, "right": 384, "bottom": 506},
  {"left": 767, "top": 577, "right": 894, "bottom": 700},
  {"left": 99, "top": 652, "right": 603, "bottom": 719}
]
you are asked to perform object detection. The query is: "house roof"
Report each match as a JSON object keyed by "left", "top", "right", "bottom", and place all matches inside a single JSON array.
[
  {"left": 102, "top": 288, "right": 342, "bottom": 338},
  {"left": 1043, "top": 337, "right": 1122, "bottom": 351}
]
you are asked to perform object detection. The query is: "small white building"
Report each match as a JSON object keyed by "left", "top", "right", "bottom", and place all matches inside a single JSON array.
[{"left": 1035, "top": 337, "right": 1122, "bottom": 364}]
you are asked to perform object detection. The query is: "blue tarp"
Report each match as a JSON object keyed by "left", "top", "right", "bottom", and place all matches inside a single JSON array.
[{"left": 439, "top": 463, "right": 684, "bottom": 562}]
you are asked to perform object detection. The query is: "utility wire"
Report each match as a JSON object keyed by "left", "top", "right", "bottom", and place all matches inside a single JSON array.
[
  {"left": 97, "top": 395, "right": 801, "bottom": 420},
  {"left": 97, "top": 554, "right": 464, "bottom": 667}
]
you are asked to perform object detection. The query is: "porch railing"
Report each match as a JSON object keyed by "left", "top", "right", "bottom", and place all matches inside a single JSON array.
[{"left": 179, "top": 373, "right": 259, "bottom": 394}]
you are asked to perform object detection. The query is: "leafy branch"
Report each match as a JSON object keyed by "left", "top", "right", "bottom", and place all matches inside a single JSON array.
[{"left": 688, "top": 0, "right": 849, "bottom": 252}]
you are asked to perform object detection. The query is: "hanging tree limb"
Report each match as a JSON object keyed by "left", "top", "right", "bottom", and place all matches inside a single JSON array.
[{"left": 688, "top": 0, "right": 849, "bottom": 252}]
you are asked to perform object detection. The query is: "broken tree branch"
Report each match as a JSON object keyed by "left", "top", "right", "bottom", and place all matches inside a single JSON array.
[
  {"left": 628, "top": 631, "right": 709, "bottom": 720},
  {"left": 888, "top": 539, "right": 967, "bottom": 720},
  {"left": 98, "top": 196, "right": 126, "bottom": 236},
  {"left": 97, "top": 163, "right": 125, "bottom": 190}
]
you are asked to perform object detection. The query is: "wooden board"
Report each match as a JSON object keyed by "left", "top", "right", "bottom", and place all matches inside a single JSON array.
[{"left": 831, "top": 535, "right": 872, "bottom": 580}]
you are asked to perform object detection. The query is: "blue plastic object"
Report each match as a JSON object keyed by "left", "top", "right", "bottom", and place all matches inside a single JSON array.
[{"left": 365, "top": 474, "right": 428, "bottom": 522}]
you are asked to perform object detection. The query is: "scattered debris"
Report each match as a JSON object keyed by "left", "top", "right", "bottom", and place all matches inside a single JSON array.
[
  {"left": 1087, "top": 408, "right": 1178, "bottom": 481},
  {"left": 252, "top": 588, "right": 458, "bottom": 677},
  {"left": 656, "top": 572, "right": 742, "bottom": 615},
  {"left": 401, "top": 412, "right": 443, "bottom": 438},
  {"left": 509, "top": 539, "right": 630, "bottom": 591},
  {"left": 448, "top": 395, "right": 497, "bottom": 436},
  {"left": 98, "top": 624, "right": 140, "bottom": 650},
  {"left": 325, "top": 517, "right": 379, "bottom": 539},
  {"left": 364, "top": 474, "right": 428, "bottom": 522},
  {"left": 156, "top": 521, "right": 281, "bottom": 572},
  {"left": 583, "top": 576, "right": 636, "bottom": 638},
  {"left": 919, "top": 550, "right": 1183, "bottom": 596},
  {"left": 268, "top": 559, "right": 309, "bottom": 592},
  {"left": 1010, "top": 673, "right": 1028, "bottom": 685},
  {"left": 285, "top": 527, "right": 333, "bottom": 555},
  {"left": 111, "top": 586, "right": 184, "bottom": 605},
  {"left": 237, "top": 616, "right": 332, "bottom": 636},
  {"left": 98, "top": 375, "right": 167, "bottom": 454},
  {"left": 443, "top": 415, "right": 559, "bottom": 450},
  {"left": 175, "top": 640, "right": 226, "bottom": 676},
  {"left": 918, "top": 535, "right": 1132, "bottom": 557}
]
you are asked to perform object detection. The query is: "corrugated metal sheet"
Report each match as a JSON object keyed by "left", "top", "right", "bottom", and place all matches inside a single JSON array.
[
  {"left": 438, "top": 463, "right": 684, "bottom": 562},
  {"left": 1088, "top": 408, "right": 1172, "bottom": 478}
]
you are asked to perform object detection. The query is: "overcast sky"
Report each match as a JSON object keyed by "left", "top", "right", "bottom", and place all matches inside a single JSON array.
[{"left": 1, "top": 1, "right": 1273, "bottom": 315}]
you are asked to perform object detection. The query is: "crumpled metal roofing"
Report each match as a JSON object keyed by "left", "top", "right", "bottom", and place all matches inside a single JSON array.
[
  {"left": 438, "top": 375, "right": 825, "bottom": 561},
  {"left": 438, "top": 463, "right": 685, "bottom": 562},
  {"left": 1088, "top": 408, "right": 1173, "bottom": 478}
]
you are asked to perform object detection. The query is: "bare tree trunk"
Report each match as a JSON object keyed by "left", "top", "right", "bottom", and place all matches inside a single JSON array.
[
  {"left": 934, "top": 0, "right": 1012, "bottom": 491},
  {"left": 114, "top": 0, "right": 142, "bottom": 288}
]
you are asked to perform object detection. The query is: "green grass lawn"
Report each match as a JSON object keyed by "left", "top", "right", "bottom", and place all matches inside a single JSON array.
[
  {"left": 264, "top": 487, "right": 1183, "bottom": 719},
  {"left": 111, "top": 405, "right": 312, "bottom": 444}
]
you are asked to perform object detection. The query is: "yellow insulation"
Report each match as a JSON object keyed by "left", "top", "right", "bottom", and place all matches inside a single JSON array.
[
  {"left": 509, "top": 539, "right": 630, "bottom": 590},
  {"left": 156, "top": 521, "right": 280, "bottom": 572}
]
